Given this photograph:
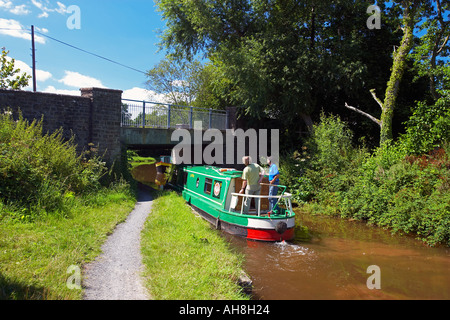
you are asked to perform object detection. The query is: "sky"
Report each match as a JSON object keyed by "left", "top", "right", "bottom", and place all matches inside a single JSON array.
[{"left": 0, "top": 0, "right": 168, "bottom": 101}]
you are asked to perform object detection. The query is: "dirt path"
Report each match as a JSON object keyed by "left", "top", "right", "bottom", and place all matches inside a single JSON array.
[{"left": 83, "top": 187, "right": 152, "bottom": 300}]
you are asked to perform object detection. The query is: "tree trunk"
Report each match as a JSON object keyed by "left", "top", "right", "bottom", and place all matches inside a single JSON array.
[
  {"left": 300, "top": 113, "right": 314, "bottom": 132},
  {"left": 379, "top": 1, "right": 417, "bottom": 144}
]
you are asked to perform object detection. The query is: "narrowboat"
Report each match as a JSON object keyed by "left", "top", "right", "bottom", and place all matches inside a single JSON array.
[{"left": 169, "top": 166, "right": 295, "bottom": 242}]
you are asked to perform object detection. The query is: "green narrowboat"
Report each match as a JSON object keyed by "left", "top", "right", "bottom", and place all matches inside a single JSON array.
[{"left": 170, "top": 166, "right": 295, "bottom": 242}]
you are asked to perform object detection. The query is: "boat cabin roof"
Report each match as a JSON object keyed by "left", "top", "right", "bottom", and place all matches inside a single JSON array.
[{"left": 184, "top": 166, "right": 243, "bottom": 180}]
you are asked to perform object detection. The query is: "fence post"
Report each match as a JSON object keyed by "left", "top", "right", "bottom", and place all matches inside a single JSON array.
[
  {"left": 142, "top": 101, "right": 146, "bottom": 128},
  {"left": 209, "top": 108, "right": 212, "bottom": 129},
  {"left": 167, "top": 105, "right": 171, "bottom": 129},
  {"left": 225, "top": 108, "right": 229, "bottom": 130},
  {"left": 189, "top": 106, "right": 193, "bottom": 129}
]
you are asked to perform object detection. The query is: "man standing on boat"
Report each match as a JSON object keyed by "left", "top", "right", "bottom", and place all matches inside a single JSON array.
[
  {"left": 239, "top": 156, "right": 264, "bottom": 214},
  {"left": 267, "top": 157, "right": 280, "bottom": 212}
]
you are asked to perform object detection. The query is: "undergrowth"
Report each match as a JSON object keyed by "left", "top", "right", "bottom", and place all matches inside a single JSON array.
[
  {"left": 282, "top": 112, "right": 450, "bottom": 247},
  {"left": 0, "top": 111, "right": 109, "bottom": 221}
]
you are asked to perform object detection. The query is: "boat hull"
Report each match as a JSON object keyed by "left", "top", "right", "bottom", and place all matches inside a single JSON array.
[{"left": 192, "top": 205, "right": 295, "bottom": 242}]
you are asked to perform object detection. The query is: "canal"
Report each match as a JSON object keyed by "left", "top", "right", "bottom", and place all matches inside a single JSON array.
[
  {"left": 130, "top": 160, "right": 449, "bottom": 299},
  {"left": 225, "top": 209, "right": 450, "bottom": 300}
]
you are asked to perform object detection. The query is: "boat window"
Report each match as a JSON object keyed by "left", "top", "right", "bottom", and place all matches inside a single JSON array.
[
  {"left": 204, "top": 178, "right": 212, "bottom": 195},
  {"left": 196, "top": 177, "right": 200, "bottom": 188}
]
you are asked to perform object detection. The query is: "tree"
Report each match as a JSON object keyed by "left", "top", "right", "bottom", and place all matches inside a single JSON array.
[
  {"left": 345, "top": 0, "right": 449, "bottom": 145},
  {"left": 156, "top": 0, "right": 398, "bottom": 134},
  {"left": 145, "top": 57, "right": 204, "bottom": 106},
  {"left": 0, "top": 48, "right": 31, "bottom": 90},
  {"left": 411, "top": 0, "right": 449, "bottom": 101}
]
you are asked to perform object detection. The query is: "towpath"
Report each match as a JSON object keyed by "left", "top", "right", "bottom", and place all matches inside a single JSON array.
[{"left": 83, "top": 187, "right": 152, "bottom": 300}]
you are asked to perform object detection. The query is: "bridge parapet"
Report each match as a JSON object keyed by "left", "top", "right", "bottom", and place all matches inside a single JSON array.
[{"left": 121, "top": 99, "right": 230, "bottom": 130}]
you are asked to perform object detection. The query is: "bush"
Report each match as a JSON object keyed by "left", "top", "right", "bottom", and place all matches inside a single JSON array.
[
  {"left": 288, "top": 113, "right": 450, "bottom": 246},
  {"left": 0, "top": 111, "right": 107, "bottom": 220},
  {"left": 400, "top": 97, "right": 450, "bottom": 155},
  {"left": 307, "top": 112, "right": 355, "bottom": 172},
  {"left": 279, "top": 149, "right": 312, "bottom": 202},
  {"left": 295, "top": 113, "right": 368, "bottom": 205}
]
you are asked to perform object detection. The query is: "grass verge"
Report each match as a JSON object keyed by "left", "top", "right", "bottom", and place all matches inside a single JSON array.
[
  {"left": 141, "top": 191, "right": 249, "bottom": 300},
  {"left": 0, "top": 184, "right": 136, "bottom": 300}
]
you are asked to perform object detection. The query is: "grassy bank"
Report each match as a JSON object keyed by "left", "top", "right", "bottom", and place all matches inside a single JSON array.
[
  {"left": 0, "top": 111, "right": 137, "bottom": 299},
  {"left": 141, "top": 191, "right": 248, "bottom": 300},
  {"left": 0, "top": 184, "right": 136, "bottom": 300}
]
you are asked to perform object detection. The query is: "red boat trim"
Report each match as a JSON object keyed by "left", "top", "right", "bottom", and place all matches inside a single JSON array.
[{"left": 247, "top": 227, "right": 295, "bottom": 242}]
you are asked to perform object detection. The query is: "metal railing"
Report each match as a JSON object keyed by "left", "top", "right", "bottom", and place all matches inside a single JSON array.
[
  {"left": 229, "top": 184, "right": 294, "bottom": 217},
  {"left": 229, "top": 192, "right": 294, "bottom": 217},
  {"left": 121, "top": 99, "right": 228, "bottom": 130}
]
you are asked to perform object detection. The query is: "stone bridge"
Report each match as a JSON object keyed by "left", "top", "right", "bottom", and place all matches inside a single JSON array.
[{"left": 0, "top": 87, "right": 237, "bottom": 165}]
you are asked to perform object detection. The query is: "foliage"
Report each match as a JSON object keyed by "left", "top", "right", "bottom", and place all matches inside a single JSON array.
[
  {"left": 279, "top": 149, "right": 312, "bottom": 203},
  {"left": 289, "top": 113, "right": 450, "bottom": 246},
  {"left": 0, "top": 48, "right": 31, "bottom": 90},
  {"left": 307, "top": 113, "right": 356, "bottom": 171},
  {"left": 400, "top": 97, "right": 450, "bottom": 155},
  {"left": 145, "top": 57, "right": 205, "bottom": 106},
  {"left": 410, "top": 0, "right": 450, "bottom": 100},
  {"left": 338, "top": 145, "right": 450, "bottom": 246},
  {"left": 155, "top": 0, "right": 401, "bottom": 133},
  {"left": 156, "top": 1, "right": 449, "bottom": 151},
  {"left": 0, "top": 111, "right": 107, "bottom": 220}
]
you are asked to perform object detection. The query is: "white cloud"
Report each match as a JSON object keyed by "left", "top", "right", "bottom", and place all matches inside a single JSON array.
[
  {"left": 0, "top": 1, "right": 31, "bottom": 15},
  {"left": 58, "top": 71, "right": 106, "bottom": 88},
  {"left": 32, "top": 0, "right": 68, "bottom": 18},
  {"left": 0, "top": 18, "right": 46, "bottom": 43},
  {"left": 12, "top": 59, "right": 52, "bottom": 82},
  {"left": 4, "top": 57, "right": 52, "bottom": 84},
  {"left": 36, "top": 69, "right": 52, "bottom": 82},
  {"left": 30, "top": 0, "right": 42, "bottom": 10},
  {"left": 55, "top": 1, "right": 67, "bottom": 14},
  {"left": 43, "top": 85, "right": 80, "bottom": 96},
  {"left": 122, "top": 87, "right": 172, "bottom": 104},
  {"left": 38, "top": 11, "right": 48, "bottom": 18},
  {"left": 0, "top": 1, "right": 12, "bottom": 9},
  {"left": 122, "top": 87, "right": 153, "bottom": 101},
  {"left": 36, "top": 26, "right": 48, "bottom": 33},
  {"left": 10, "top": 4, "right": 30, "bottom": 15}
]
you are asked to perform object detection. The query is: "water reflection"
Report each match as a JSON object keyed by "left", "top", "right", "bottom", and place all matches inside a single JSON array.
[{"left": 225, "top": 210, "right": 450, "bottom": 300}]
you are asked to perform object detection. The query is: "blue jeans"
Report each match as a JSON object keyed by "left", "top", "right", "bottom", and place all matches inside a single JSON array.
[{"left": 268, "top": 183, "right": 279, "bottom": 211}]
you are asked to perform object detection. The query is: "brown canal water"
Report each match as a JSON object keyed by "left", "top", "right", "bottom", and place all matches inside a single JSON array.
[{"left": 225, "top": 209, "right": 450, "bottom": 300}]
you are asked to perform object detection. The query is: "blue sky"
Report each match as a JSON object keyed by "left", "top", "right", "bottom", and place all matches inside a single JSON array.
[{"left": 1, "top": 0, "right": 167, "bottom": 100}]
